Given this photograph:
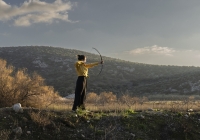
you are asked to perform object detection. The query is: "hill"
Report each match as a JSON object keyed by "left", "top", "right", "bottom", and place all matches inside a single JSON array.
[{"left": 1, "top": 46, "right": 200, "bottom": 97}]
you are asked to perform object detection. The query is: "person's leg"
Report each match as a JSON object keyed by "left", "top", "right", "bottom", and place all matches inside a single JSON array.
[
  {"left": 80, "top": 78, "right": 87, "bottom": 110},
  {"left": 72, "top": 77, "right": 84, "bottom": 111}
]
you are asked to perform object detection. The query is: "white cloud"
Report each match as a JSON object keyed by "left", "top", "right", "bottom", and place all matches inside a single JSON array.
[
  {"left": 129, "top": 45, "right": 176, "bottom": 56},
  {"left": 0, "top": 0, "right": 76, "bottom": 26},
  {"left": 119, "top": 46, "right": 200, "bottom": 66}
]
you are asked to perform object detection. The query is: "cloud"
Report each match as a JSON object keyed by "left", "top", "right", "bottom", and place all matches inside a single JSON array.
[
  {"left": 129, "top": 45, "right": 176, "bottom": 56},
  {"left": 0, "top": 0, "right": 76, "bottom": 26},
  {"left": 118, "top": 46, "right": 200, "bottom": 66}
]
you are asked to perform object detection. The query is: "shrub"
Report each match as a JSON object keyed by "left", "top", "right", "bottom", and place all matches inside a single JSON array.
[
  {"left": 0, "top": 59, "right": 60, "bottom": 108},
  {"left": 98, "top": 92, "right": 116, "bottom": 105},
  {"left": 119, "top": 94, "right": 132, "bottom": 104},
  {"left": 86, "top": 92, "right": 99, "bottom": 103},
  {"left": 119, "top": 95, "right": 140, "bottom": 108},
  {"left": 29, "top": 111, "right": 51, "bottom": 127}
]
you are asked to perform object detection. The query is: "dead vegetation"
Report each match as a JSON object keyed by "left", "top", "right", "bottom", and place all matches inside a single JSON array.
[{"left": 0, "top": 59, "right": 60, "bottom": 108}]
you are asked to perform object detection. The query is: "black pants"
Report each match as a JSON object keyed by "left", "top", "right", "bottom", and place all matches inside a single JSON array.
[{"left": 72, "top": 76, "right": 87, "bottom": 111}]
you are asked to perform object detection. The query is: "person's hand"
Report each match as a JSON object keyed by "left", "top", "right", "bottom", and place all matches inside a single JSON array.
[{"left": 99, "top": 60, "right": 104, "bottom": 64}]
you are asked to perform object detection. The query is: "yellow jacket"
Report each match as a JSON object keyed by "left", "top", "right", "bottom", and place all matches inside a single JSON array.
[{"left": 75, "top": 61, "right": 99, "bottom": 77}]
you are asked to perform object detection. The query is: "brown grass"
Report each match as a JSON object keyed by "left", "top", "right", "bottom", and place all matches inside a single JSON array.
[
  {"left": 29, "top": 111, "right": 51, "bottom": 127},
  {"left": 46, "top": 95, "right": 200, "bottom": 112},
  {"left": 0, "top": 130, "right": 11, "bottom": 140}
]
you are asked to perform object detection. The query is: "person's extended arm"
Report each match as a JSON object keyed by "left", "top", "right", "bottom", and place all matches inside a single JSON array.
[{"left": 84, "top": 62, "right": 99, "bottom": 68}]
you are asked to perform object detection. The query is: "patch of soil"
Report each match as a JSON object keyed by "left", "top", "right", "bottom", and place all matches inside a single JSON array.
[{"left": 1, "top": 108, "right": 200, "bottom": 140}]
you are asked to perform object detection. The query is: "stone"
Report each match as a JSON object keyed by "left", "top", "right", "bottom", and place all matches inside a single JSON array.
[
  {"left": 13, "top": 127, "right": 22, "bottom": 136},
  {"left": 12, "top": 103, "right": 23, "bottom": 113},
  {"left": 188, "top": 109, "right": 193, "bottom": 112}
]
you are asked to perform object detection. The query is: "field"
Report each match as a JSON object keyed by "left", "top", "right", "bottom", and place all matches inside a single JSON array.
[
  {"left": 1, "top": 99, "right": 200, "bottom": 140},
  {"left": 50, "top": 97, "right": 200, "bottom": 112}
]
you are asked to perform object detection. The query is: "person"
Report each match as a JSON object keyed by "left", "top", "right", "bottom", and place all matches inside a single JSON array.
[{"left": 72, "top": 55, "right": 103, "bottom": 112}]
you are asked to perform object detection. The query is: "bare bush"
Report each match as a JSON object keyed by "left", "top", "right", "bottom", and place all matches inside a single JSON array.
[
  {"left": 0, "top": 59, "right": 60, "bottom": 108},
  {"left": 29, "top": 111, "right": 51, "bottom": 127},
  {"left": 119, "top": 94, "right": 135, "bottom": 108},
  {"left": 98, "top": 92, "right": 117, "bottom": 105},
  {"left": 86, "top": 92, "right": 99, "bottom": 104}
]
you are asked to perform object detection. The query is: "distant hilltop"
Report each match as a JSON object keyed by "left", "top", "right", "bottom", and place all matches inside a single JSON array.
[{"left": 1, "top": 46, "right": 200, "bottom": 97}]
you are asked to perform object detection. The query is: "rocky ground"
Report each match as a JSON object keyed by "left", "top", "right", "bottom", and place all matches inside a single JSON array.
[{"left": 1, "top": 107, "right": 200, "bottom": 140}]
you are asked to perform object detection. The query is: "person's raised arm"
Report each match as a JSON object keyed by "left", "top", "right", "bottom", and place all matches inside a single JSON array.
[{"left": 84, "top": 61, "right": 103, "bottom": 68}]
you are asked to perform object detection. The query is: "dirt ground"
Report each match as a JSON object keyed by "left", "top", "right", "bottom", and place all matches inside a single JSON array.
[{"left": 1, "top": 107, "right": 200, "bottom": 140}]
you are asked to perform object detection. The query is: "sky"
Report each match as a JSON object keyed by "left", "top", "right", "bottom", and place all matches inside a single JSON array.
[{"left": 1, "top": 0, "right": 200, "bottom": 66}]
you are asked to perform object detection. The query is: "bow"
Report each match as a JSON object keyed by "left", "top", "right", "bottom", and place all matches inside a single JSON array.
[{"left": 93, "top": 47, "right": 103, "bottom": 75}]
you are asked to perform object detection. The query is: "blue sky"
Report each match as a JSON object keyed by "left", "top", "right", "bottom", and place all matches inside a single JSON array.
[{"left": 1, "top": 0, "right": 200, "bottom": 66}]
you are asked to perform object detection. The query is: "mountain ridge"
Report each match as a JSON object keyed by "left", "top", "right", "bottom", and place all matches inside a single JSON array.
[{"left": 1, "top": 46, "right": 200, "bottom": 97}]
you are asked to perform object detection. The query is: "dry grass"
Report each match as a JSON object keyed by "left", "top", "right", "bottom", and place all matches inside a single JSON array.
[
  {"left": 29, "top": 111, "right": 51, "bottom": 127},
  {"left": 46, "top": 98, "right": 73, "bottom": 111},
  {"left": 0, "top": 130, "right": 11, "bottom": 140},
  {"left": 86, "top": 101, "right": 200, "bottom": 112},
  {"left": 45, "top": 97, "right": 200, "bottom": 113}
]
